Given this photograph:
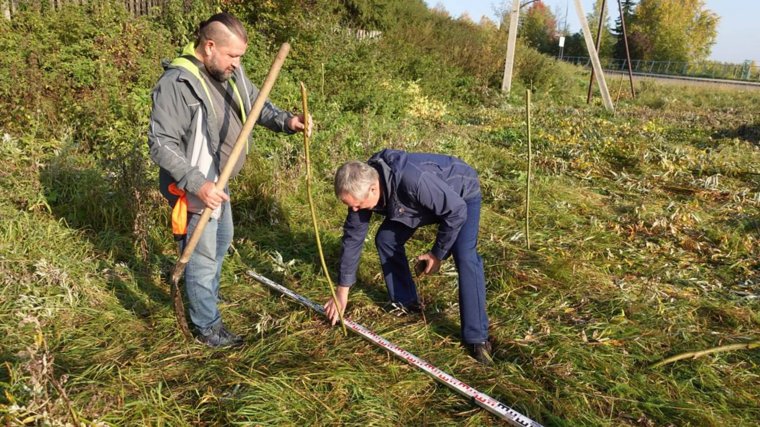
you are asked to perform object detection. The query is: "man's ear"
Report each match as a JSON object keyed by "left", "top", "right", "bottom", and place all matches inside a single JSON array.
[{"left": 203, "top": 40, "right": 215, "bottom": 57}]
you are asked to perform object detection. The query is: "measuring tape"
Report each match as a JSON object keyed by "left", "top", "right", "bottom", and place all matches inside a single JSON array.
[{"left": 247, "top": 270, "right": 543, "bottom": 426}]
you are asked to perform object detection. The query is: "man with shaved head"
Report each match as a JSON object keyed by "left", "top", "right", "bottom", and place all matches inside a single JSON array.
[{"left": 147, "top": 13, "right": 309, "bottom": 348}]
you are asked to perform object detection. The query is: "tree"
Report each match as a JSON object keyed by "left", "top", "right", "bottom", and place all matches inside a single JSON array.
[
  {"left": 628, "top": 0, "right": 718, "bottom": 62},
  {"left": 519, "top": 0, "right": 558, "bottom": 54},
  {"left": 562, "top": 32, "right": 587, "bottom": 58}
]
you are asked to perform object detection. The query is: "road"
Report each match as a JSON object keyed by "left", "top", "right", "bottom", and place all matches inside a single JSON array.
[{"left": 604, "top": 70, "right": 760, "bottom": 91}]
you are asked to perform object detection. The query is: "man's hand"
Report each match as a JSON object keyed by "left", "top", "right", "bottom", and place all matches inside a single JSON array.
[
  {"left": 324, "top": 286, "right": 349, "bottom": 326},
  {"left": 415, "top": 252, "right": 441, "bottom": 276},
  {"left": 196, "top": 181, "right": 229, "bottom": 210},
  {"left": 287, "top": 113, "right": 313, "bottom": 137}
]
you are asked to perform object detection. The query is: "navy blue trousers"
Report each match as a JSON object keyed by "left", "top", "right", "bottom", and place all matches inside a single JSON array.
[{"left": 374, "top": 197, "right": 489, "bottom": 344}]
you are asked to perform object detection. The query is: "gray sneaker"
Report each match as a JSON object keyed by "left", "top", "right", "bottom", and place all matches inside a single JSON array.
[{"left": 196, "top": 323, "right": 244, "bottom": 348}]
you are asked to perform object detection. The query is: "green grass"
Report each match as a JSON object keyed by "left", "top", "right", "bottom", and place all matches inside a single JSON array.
[{"left": 3, "top": 44, "right": 760, "bottom": 427}]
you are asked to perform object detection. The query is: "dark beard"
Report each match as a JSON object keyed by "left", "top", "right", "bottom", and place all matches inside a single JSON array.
[{"left": 207, "top": 64, "right": 231, "bottom": 82}]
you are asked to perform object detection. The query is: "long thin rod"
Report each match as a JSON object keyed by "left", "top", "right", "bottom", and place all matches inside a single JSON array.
[
  {"left": 586, "top": 0, "right": 607, "bottom": 104},
  {"left": 299, "top": 82, "right": 347, "bottom": 335},
  {"left": 617, "top": 0, "right": 636, "bottom": 97},
  {"left": 525, "top": 89, "right": 532, "bottom": 250},
  {"left": 247, "top": 270, "right": 544, "bottom": 427}
]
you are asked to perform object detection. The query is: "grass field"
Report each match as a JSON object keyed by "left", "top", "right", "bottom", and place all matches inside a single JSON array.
[{"left": 2, "top": 73, "right": 759, "bottom": 426}]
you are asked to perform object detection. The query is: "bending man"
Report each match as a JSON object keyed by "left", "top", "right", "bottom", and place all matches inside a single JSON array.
[{"left": 324, "top": 149, "right": 492, "bottom": 364}]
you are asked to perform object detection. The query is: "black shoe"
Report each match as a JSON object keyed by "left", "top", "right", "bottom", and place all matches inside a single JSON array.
[
  {"left": 219, "top": 324, "right": 243, "bottom": 346},
  {"left": 465, "top": 341, "right": 494, "bottom": 365},
  {"left": 196, "top": 323, "right": 244, "bottom": 348}
]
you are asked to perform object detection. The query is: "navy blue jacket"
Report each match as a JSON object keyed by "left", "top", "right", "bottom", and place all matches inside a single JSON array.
[{"left": 338, "top": 149, "right": 481, "bottom": 286}]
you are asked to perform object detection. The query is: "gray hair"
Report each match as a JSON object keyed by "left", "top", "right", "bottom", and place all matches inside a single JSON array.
[{"left": 334, "top": 161, "right": 378, "bottom": 200}]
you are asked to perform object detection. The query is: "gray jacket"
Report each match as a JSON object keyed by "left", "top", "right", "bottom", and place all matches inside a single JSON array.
[{"left": 147, "top": 46, "right": 294, "bottom": 213}]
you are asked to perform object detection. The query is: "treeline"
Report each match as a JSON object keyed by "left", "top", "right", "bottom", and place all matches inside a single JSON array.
[
  {"left": 519, "top": 0, "right": 722, "bottom": 63},
  {"left": 0, "top": 0, "right": 578, "bottom": 142}
]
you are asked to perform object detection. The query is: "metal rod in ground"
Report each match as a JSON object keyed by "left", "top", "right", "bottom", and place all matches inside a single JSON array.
[{"left": 247, "top": 270, "right": 544, "bottom": 427}]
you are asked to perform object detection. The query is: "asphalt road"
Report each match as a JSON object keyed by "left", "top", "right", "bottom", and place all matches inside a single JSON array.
[{"left": 604, "top": 70, "right": 760, "bottom": 91}]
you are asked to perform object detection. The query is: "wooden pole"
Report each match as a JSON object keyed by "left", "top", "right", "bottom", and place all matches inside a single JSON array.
[
  {"left": 617, "top": 0, "right": 635, "bottom": 98},
  {"left": 586, "top": 0, "right": 606, "bottom": 104},
  {"left": 300, "top": 82, "right": 347, "bottom": 336},
  {"left": 501, "top": 0, "right": 521, "bottom": 93},
  {"left": 525, "top": 89, "right": 532, "bottom": 250},
  {"left": 573, "top": 0, "right": 614, "bottom": 111}
]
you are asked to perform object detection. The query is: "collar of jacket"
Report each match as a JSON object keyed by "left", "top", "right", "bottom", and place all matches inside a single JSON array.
[
  {"left": 168, "top": 43, "right": 249, "bottom": 120},
  {"left": 368, "top": 149, "right": 404, "bottom": 214},
  {"left": 163, "top": 43, "right": 253, "bottom": 153}
]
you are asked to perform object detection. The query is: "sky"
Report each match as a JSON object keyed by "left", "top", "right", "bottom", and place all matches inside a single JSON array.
[{"left": 423, "top": 1, "right": 758, "bottom": 63}]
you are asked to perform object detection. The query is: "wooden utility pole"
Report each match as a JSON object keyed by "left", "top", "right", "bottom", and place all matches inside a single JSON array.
[
  {"left": 574, "top": 0, "right": 614, "bottom": 111},
  {"left": 2, "top": 0, "right": 15, "bottom": 20},
  {"left": 501, "top": 0, "right": 521, "bottom": 93}
]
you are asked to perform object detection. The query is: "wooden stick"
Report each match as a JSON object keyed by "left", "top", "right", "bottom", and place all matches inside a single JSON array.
[
  {"left": 170, "top": 280, "right": 190, "bottom": 339},
  {"left": 170, "top": 43, "right": 291, "bottom": 339},
  {"left": 616, "top": 0, "right": 636, "bottom": 98},
  {"left": 651, "top": 341, "right": 760, "bottom": 368},
  {"left": 300, "top": 82, "right": 347, "bottom": 335},
  {"left": 615, "top": 74, "right": 625, "bottom": 103},
  {"left": 525, "top": 89, "right": 532, "bottom": 250}
]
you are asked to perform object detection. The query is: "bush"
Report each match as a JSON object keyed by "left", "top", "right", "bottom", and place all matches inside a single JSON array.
[
  {"left": 514, "top": 40, "right": 580, "bottom": 95},
  {"left": 0, "top": 1, "right": 181, "bottom": 264}
]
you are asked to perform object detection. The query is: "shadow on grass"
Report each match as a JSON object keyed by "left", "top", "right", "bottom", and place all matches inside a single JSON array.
[
  {"left": 39, "top": 152, "right": 171, "bottom": 320},
  {"left": 713, "top": 122, "right": 760, "bottom": 146},
  {"left": 0, "top": 352, "right": 17, "bottom": 402}
]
